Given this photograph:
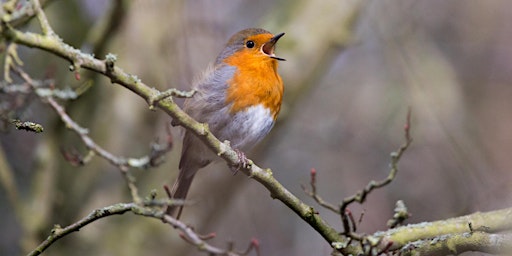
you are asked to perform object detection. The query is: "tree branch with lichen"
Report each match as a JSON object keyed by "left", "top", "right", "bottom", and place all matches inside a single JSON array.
[
  {"left": 1, "top": 0, "right": 341, "bottom": 252},
  {"left": 27, "top": 201, "right": 255, "bottom": 256},
  {"left": 2, "top": 1, "right": 512, "bottom": 256},
  {"left": 8, "top": 60, "right": 259, "bottom": 256},
  {"left": 379, "top": 208, "right": 512, "bottom": 255}
]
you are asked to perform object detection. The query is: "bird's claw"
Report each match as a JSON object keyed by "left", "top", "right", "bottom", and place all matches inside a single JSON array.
[{"left": 230, "top": 149, "right": 251, "bottom": 175}]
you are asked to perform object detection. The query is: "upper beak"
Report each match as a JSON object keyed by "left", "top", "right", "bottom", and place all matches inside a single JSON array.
[{"left": 262, "top": 32, "right": 286, "bottom": 61}]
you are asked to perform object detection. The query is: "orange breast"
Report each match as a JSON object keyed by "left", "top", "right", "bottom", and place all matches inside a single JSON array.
[{"left": 223, "top": 51, "right": 283, "bottom": 120}]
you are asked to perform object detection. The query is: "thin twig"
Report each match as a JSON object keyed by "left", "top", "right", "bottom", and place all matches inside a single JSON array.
[
  {"left": 9, "top": 66, "right": 173, "bottom": 203},
  {"left": 31, "top": 0, "right": 55, "bottom": 36},
  {"left": 7, "top": 64, "right": 245, "bottom": 255},
  {"left": 237, "top": 238, "right": 261, "bottom": 256},
  {"left": 46, "top": 96, "right": 142, "bottom": 201},
  {"left": 340, "top": 108, "right": 413, "bottom": 235},
  {"left": 148, "top": 88, "right": 196, "bottom": 110},
  {"left": 387, "top": 200, "right": 410, "bottom": 228},
  {"left": 46, "top": 97, "right": 122, "bottom": 165},
  {"left": 2, "top": 4, "right": 344, "bottom": 251},
  {"left": 4, "top": 3, "right": 512, "bottom": 256},
  {"left": 3, "top": 0, "right": 54, "bottom": 27},
  {"left": 27, "top": 202, "right": 243, "bottom": 256},
  {"left": 301, "top": 168, "right": 340, "bottom": 213}
]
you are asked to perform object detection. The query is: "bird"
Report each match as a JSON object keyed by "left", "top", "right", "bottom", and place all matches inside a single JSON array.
[{"left": 167, "top": 28, "right": 285, "bottom": 219}]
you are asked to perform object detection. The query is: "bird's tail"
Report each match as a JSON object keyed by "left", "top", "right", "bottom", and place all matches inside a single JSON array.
[
  {"left": 166, "top": 167, "right": 197, "bottom": 219},
  {"left": 167, "top": 131, "right": 211, "bottom": 219}
]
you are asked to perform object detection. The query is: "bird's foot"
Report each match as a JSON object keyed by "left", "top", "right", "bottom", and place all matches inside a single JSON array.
[{"left": 230, "top": 149, "right": 251, "bottom": 175}]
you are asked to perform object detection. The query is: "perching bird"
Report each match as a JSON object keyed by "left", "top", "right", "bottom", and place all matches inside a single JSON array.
[{"left": 168, "top": 28, "right": 285, "bottom": 218}]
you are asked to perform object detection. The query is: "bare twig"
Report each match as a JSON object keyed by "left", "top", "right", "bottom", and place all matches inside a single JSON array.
[
  {"left": 237, "top": 238, "right": 261, "bottom": 256},
  {"left": 340, "top": 108, "right": 413, "bottom": 235},
  {"left": 3, "top": 3, "right": 512, "bottom": 256},
  {"left": 60, "top": 147, "right": 91, "bottom": 166},
  {"left": 1, "top": 4, "right": 344, "bottom": 248},
  {"left": 44, "top": 97, "right": 126, "bottom": 165},
  {"left": 27, "top": 203, "right": 133, "bottom": 256},
  {"left": 4, "top": 43, "right": 24, "bottom": 83},
  {"left": 9, "top": 65, "right": 173, "bottom": 203},
  {"left": 303, "top": 110, "right": 412, "bottom": 241},
  {"left": 46, "top": 96, "right": 142, "bottom": 201},
  {"left": 148, "top": 88, "right": 196, "bottom": 110},
  {"left": 387, "top": 200, "right": 410, "bottom": 228},
  {"left": 301, "top": 168, "right": 339, "bottom": 213},
  {"left": 10, "top": 64, "right": 78, "bottom": 99},
  {"left": 1, "top": 0, "right": 54, "bottom": 28},
  {"left": 27, "top": 201, "right": 245, "bottom": 256},
  {"left": 31, "top": 0, "right": 54, "bottom": 36}
]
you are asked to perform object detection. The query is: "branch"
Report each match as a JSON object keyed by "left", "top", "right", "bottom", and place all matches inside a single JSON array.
[
  {"left": 1, "top": 0, "right": 54, "bottom": 28},
  {"left": 31, "top": 0, "right": 54, "bottom": 36},
  {"left": 1, "top": 0, "right": 343, "bottom": 249},
  {"left": 27, "top": 203, "right": 133, "bottom": 256},
  {"left": 6, "top": 3, "right": 511, "bottom": 256},
  {"left": 401, "top": 232, "right": 512, "bottom": 256},
  {"left": 46, "top": 96, "right": 140, "bottom": 201},
  {"left": 301, "top": 168, "right": 340, "bottom": 214},
  {"left": 27, "top": 201, "right": 246, "bottom": 256},
  {"left": 10, "top": 65, "right": 173, "bottom": 203},
  {"left": 46, "top": 96, "right": 171, "bottom": 170},
  {"left": 378, "top": 207, "right": 512, "bottom": 254},
  {"left": 305, "top": 110, "right": 413, "bottom": 249},
  {"left": 387, "top": 200, "right": 410, "bottom": 228},
  {"left": 340, "top": 108, "right": 412, "bottom": 236}
]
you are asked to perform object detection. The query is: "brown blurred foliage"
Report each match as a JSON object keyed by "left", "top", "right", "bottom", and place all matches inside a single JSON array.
[{"left": 1, "top": 0, "right": 511, "bottom": 255}]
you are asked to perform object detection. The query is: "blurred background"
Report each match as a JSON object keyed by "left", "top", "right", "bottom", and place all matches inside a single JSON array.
[{"left": 1, "top": 0, "right": 512, "bottom": 255}]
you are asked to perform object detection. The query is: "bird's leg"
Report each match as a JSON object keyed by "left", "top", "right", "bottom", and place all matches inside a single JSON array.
[{"left": 230, "top": 149, "right": 251, "bottom": 175}]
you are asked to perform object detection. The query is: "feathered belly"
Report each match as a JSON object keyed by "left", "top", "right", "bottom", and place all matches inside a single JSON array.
[{"left": 213, "top": 104, "right": 274, "bottom": 151}]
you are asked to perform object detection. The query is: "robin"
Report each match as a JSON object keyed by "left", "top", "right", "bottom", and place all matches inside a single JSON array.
[{"left": 167, "top": 28, "right": 285, "bottom": 218}]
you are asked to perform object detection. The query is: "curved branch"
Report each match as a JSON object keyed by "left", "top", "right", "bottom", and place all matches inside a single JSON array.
[
  {"left": 5, "top": 3, "right": 511, "bottom": 256},
  {"left": 27, "top": 202, "right": 241, "bottom": 256},
  {"left": 27, "top": 203, "right": 132, "bottom": 256},
  {"left": 1, "top": 0, "right": 342, "bottom": 250}
]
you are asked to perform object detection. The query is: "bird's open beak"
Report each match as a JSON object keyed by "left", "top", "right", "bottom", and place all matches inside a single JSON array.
[{"left": 262, "top": 32, "right": 286, "bottom": 61}]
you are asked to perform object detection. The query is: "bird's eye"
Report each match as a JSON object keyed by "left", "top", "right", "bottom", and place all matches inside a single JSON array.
[{"left": 246, "top": 40, "right": 255, "bottom": 48}]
